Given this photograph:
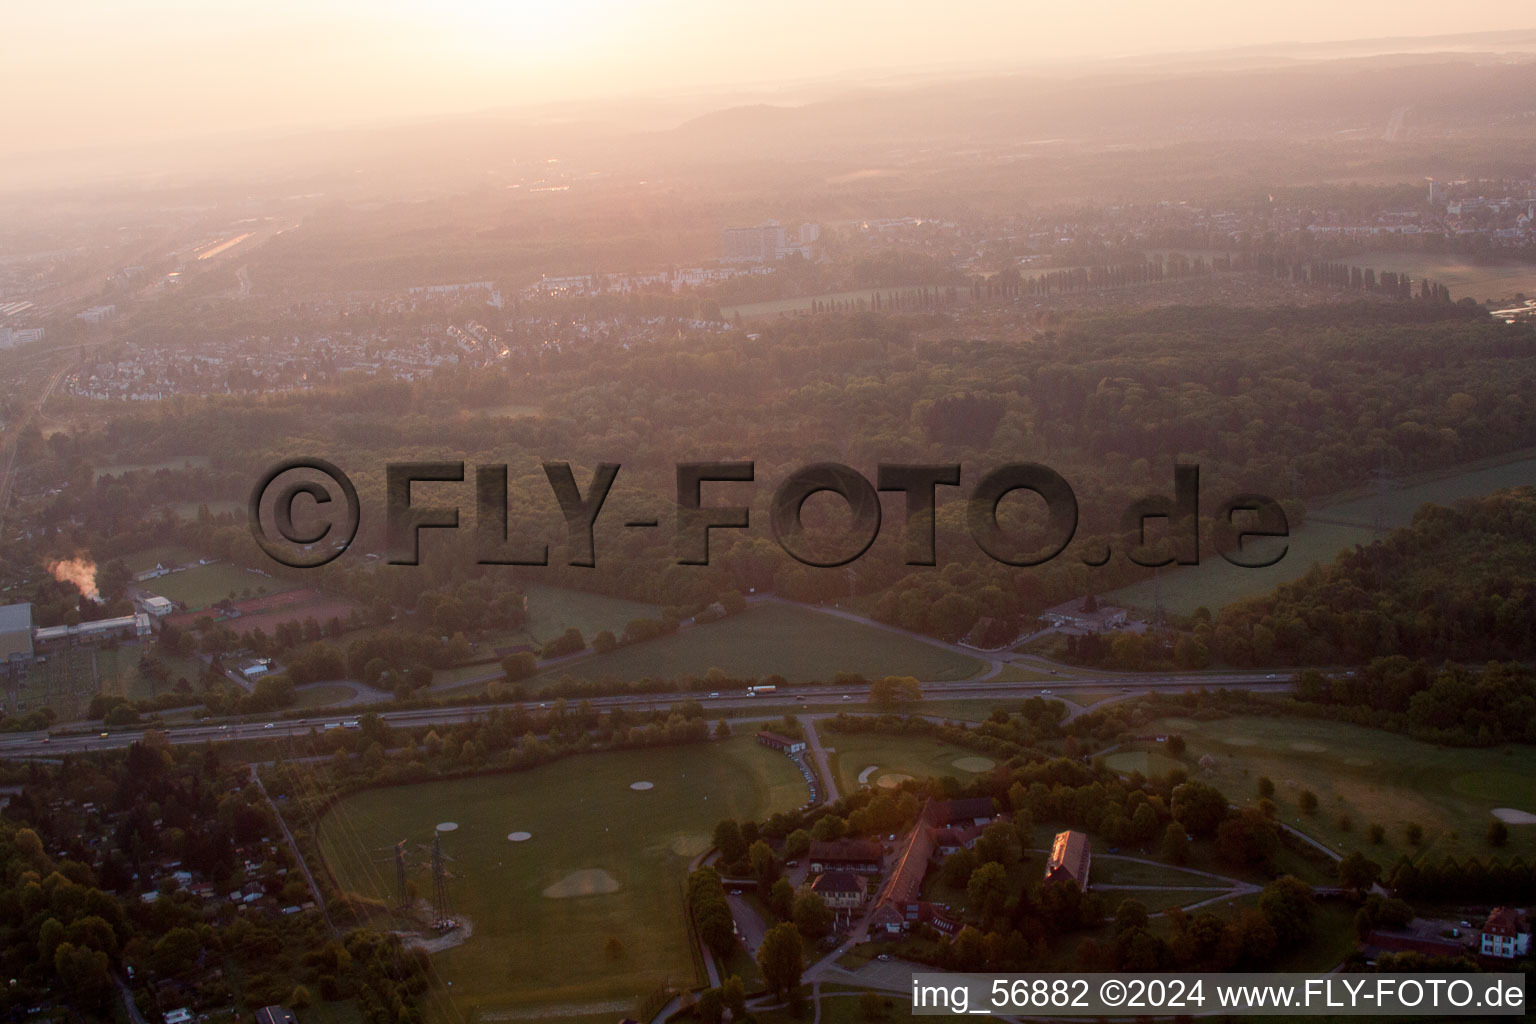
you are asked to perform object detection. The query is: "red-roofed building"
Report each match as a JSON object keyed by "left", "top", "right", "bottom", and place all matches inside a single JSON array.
[{"left": 1044, "top": 829, "right": 1091, "bottom": 891}]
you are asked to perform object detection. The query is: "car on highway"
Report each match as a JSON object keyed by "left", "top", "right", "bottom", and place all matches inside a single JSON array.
[
  {"left": 264, "top": 723, "right": 275, "bottom": 729},
  {"left": 709, "top": 692, "right": 719, "bottom": 698},
  {"left": 841, "top": 695, "right": 851, "bottom": 701},
  {"left": 99, "top": 732, "right": 108, "bottom": 738},
  {"left": 1266, "top": 673, "right": 1278, "bottom": 679},
  {"left": 1041, "top": 689, "right": 1052, "bottom": 694}
]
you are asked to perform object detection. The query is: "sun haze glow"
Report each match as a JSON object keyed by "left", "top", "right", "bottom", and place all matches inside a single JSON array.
[{"left": 3, "top": 0, "right": 1534, "bottom": 160}]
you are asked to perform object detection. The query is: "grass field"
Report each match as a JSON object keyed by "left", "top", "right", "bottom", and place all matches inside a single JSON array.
[
  {"left": 146, "top": 563, "right": 296, "bottom": 611},
  {"left": 1348, "top": 253, "right": 1536, "bottom": 303},
  {"left": 828, "top": 731, "right": 1000, "bottom": 794},
  {"left": 121, "top": 545, "right": 201, "bottom": 574},
  {"left": 518, "top": 584, "right": 660, "bottom": 646},
  {"left": 292, "top": 682, "right": 361, "bottom": 709},
  {"left": 316, "top": 739, "right": 807, "bottom": 1020},
  {"left": 1136, "top": 714, "right": 1536, "bottom": 864},
  {"left": 534, "top": 602, "right": 983, "bottom": 687},
  {"left": 1108, "top": 454, "right": 1536, "bottom": 616},
  {"left": 93, "top": 455, "right": 210, "bottom": 480}
]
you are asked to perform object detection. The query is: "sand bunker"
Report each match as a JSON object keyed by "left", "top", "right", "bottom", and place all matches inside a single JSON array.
[
  {"left": 953, "top": 756, "right": 996, "bottom": 773},
  {"left": 670, "top": 834, "right": 711, "bottom": 857},
  {"left": 858, "top": 765, "right": 879, "bottom": 785},
  {"left": 543, "top": 869, "right": 620, "bottom": 899},
  {"left": 1290, "top": 741, "right": 1327, "bottom": 753},
  {"left": 436, "top": 822, "right": 459, "bottom": 832},
  {"left": 630, "top": 781, "right": 654, "bottom": 791},
  {"left": 507, "top": 831, "right": 532, "bottom": 842},
  {"left": 1492, "top": 808, "right": 1536, "bottom": 824},
  {"left": 876, "top": 773, "right": 913, "bottom": 789}
]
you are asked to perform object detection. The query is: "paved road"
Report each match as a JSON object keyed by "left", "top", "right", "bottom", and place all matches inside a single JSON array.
[
  {"left": 800, "top": 718, "right": 841, "bottom": 805},
  {"left": 0, "top": 674, "right": 1295, "bottom": 759}
]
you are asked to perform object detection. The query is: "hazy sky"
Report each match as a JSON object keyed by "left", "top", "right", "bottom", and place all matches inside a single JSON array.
[{"left": 6, "top": 1, "right": 1535, "bottom": 158}]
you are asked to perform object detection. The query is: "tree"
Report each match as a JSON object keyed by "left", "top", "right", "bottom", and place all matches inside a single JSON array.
[
  {"left": 974, "top": 821, "right": 1021, "bottom": 868},
  {"left": 152, "top": 926, "right": 202, "bottom": 978},
  {"left": 784, "top": 828, "right": 812, "bottom": 859},
  {"left": 1337, "top": 851, "right": 1381, "bottom": 894},
  {"left": 757, "top": 922, "right": 804, "bottom": 998},
  {"left": 1487, "top": 820, "right": 1509, "bottom": 847},
  {"left": 722, "top": 975, "right": 747, "bottom": 1019},
  {"left": 1171, "top": 780, "right": 1228, "bottom": 838},
  {"left": 750, "top": 839, "right": 778, "bottom": 889},
  {"left": 1160, "top": 822, "right": 1189, "bottom": 865},
  {"left": 1405, "top": 821, "right": 1424, "bottom": 846},
  {"left": 1257, "top": 776, "right": 1275, "bottom": 799},
  {"left": 768, "top": 877, "right": 796, "bottom": 920},
  {"left": 793, "top": 891, "right": 833, "bottom": 939},
  {"left": 713, "top": 819, "right": 747, "bottom": 867},
  {"left": 1166, "top": 734, "right": 1186, "bottom": 758},
  {"left": 1258, "top": 876, "right": 1315, "bottom": 950},
  {"left": 966, "top": 861, "right": 1010, "bottom": 925},
  {"left": 870, "top": 675, "right": 922, "bottom": 711},
  {"left": 1368, "top": 823, "right": 1386, "bottom": 845},
  {"left": 501, "top": 652, "right": 536, "bottom": 682},
  {"left": 696, "top": 987, "right": 725, "bottom": 1024},
  {"left": 1298, "top": 789, "right": 1319, "bottom": 815},
  {"left": 1114, "top": 898, "right": 1149, "bottom": 936}
]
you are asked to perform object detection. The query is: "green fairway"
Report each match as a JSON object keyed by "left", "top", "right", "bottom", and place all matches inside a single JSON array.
[
  {"left": 1103, "top": 748, "right": 1184, "bottom": 779},
  {"left": 1108, "top": 453, "right": 1536, "bottom": 616},
  {"left": 518, "top": 583, "right": 660, "bottom": 646},
  {"left": 316, "top": 739, "right": 807, "bottom": 1020},
  {"left": 1139, "top": 714, "right": 1536, "bottom": 863},
  {"left": 145, "top": 562, "right": 295, "bottom": 610},
  {"left": 535, "top": 602, "right": 983, "bottom": 687},
  {"left": 828, "top": 731, "right": 999, "bottom": 794}
]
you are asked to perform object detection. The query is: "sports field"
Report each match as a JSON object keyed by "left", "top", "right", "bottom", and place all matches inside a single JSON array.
[
  {"left": 535, "top": 602, "right": 983, "bottom": 686},
  {"left": 316, "top": 739, "right": 807, "bottom": 1020},
  {"left": 828, "top": 731, "right": 999, "bottom": 794},
  {"left": 147, "top": 562, "right": 296, "bottom": 611},
  {"left": 1108, "top": 454, "right": 1536, "bottom": 615},
  {"left": 1137, "top": 714, "right": 1536, "bottom": 863}
]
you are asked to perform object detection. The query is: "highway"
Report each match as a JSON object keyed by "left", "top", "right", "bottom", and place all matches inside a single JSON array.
[{"left": 0, "top": 671, "right": 1295, "bottom": 758}]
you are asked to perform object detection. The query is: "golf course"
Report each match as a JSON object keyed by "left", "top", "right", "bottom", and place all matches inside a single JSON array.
[{"left": 316, "top": 738, "right": 809, "bottom": 1021}]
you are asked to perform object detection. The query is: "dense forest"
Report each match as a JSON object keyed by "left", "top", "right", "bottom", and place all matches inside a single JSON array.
[
  {"left": 1214, "top": 488, "right": 1536, "bottom": 668},
  {"left": 10, "top": 300, "right": 1536, "bottom": 657}
]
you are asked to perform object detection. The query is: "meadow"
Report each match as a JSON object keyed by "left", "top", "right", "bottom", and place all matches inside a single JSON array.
[
  {"left": 316, "top": 739, "right": 807, "bottom": 1021},
  {"left": 1348, "top": 253, "right": 1536, "bottom": 303},
  {"left": 827, "top": 731, "right": 1000, "bottom": 795},
  {"left": 1108, "top": 453, "right": 1536, "bottom": 615},
  {"left": 516, "top": 583, "right": 660, "bottom": 647},
  {"left": 534, "top": 602, "right": 984, "bottom": 687},
  {"left": 1132, "top": 714, "right": 1536, "bottom": 864}
]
